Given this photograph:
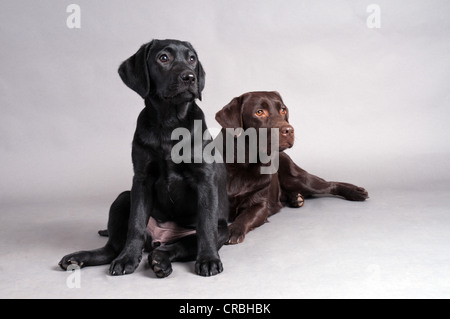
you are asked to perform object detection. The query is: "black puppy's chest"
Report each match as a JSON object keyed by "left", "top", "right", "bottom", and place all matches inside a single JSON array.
[
  {"left": 137, "top": 122, "right": 178, "bottom": 156},
  {"left": 134, "top": 105, "right": 206, "bottom": 224},
  {"left": 151, "top": 160, "right": 191, "bottom": 192},
  {"left": 140, "top": 137, "right": 197, "bottom": 224},
  {"left": 157, "top": 166, "right": 201, "bottom": 228}
]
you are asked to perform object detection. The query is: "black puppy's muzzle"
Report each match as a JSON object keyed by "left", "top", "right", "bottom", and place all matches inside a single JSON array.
[
  {"left": 175, "top": 70, "right": 198, "bottom": 99},
  {"left": 178, "top": 70, "right": 197, "bottom": 95},
  {"left": 162, "top": 69, "right": 198, "bottom": 101}
]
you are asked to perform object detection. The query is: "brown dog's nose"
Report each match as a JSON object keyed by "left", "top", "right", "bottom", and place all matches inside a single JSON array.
[
  {"left": 180, "top": 71, "right": 196, "bottom": 83},
  {"left": 280, "top": 126, "right": 294, "bottom": 136}
]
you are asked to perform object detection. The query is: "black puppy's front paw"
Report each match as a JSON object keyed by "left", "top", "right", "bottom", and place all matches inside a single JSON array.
[
  {"left": 59, "top": 251, "right": 89, "bottom": 270},
  {"left": 109, "top": 253, "right": 142, "bottom": 276},
  {"left": 195, "top": 257, "right": 223, "bottom": 277},
  {"left": 148, "top": 250, "right": 173, "bottom": 278}
]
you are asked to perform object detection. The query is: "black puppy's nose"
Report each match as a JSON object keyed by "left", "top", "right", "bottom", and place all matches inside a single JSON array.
[
  {"left": 280, "top": 126, "right": 294, "bottom": 136},
  {"left": 180, "top": 71, "right": 196, "bottom": 83}
]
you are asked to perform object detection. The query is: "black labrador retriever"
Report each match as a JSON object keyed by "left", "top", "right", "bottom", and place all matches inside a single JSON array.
[{"left": 59, "top": 39, "right": 229, "bottom": 277}]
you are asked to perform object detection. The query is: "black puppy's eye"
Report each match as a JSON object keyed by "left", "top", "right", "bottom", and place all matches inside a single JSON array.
[
  {"left": 159, "top": 54, "right": 169, "bottom": 63},
  {"left": 189, "top": 55, "right": 196, "bottom": 63}
]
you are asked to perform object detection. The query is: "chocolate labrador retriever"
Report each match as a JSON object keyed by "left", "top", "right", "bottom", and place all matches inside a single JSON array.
[
  {"left": 59, "top": 39, "right": 229, "bottom": 277},
  {"left": 215, "top": 91, "right": 368, "bottom": 244}
]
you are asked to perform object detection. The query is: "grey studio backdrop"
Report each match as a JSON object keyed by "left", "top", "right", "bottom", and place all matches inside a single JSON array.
[{"left": 1, "top": 0, "right": 450, "bottom": 298}]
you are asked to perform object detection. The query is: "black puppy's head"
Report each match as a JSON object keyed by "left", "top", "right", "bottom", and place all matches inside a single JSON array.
[{"left": 118, "top": 39, "right": 206, "bottom": 102}]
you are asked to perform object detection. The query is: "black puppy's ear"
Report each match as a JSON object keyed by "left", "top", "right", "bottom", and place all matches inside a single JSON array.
[
  {"left": 118, "top": 41, "right": 154, "bottom": 99},
  {"left": 197, "top": 61, "right": 206, "bottom": 101},
  {"left": 215, "top": 96, "right": 244, "bottom": 136}
]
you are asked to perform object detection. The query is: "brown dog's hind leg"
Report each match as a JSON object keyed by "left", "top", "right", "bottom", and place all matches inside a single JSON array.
[
  {"left": 278, "top": 152, "right": 369, "bottom": 201},
  {"left": 332, "top": 182, "right": 369, "bottom": 201}
]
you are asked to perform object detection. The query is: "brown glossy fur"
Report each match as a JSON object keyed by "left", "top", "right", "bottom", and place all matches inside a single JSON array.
[{"left": 216, "top": 91, "right": 368, "bottom": 244}]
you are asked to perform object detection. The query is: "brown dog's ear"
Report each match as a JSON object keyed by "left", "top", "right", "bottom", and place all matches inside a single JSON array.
[
  {"left": 118, "top": 40, "right": 154, "bottom": 99},
  {"left": 215, "top": 96, "right": 244, "bottom": 133},
  {"left": 272, "top": 91, "right": 281, "bottom": 98}
]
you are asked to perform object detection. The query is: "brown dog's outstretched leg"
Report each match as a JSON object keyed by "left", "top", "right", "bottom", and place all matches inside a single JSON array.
[{"left": 278, "top": 153, "right": 368, "bottom": 201}]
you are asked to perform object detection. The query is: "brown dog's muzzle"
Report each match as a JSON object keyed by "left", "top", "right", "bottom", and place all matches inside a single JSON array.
[
  {"left": 279, "top": 125, "right": 295, "bottom": 150},
  {"left": 280, "top": 125, "right": 294, "bottom": 137}
]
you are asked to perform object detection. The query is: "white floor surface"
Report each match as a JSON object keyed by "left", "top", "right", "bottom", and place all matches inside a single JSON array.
[{"left": 1, "top": 155, "right": 450, "bottom": 299}]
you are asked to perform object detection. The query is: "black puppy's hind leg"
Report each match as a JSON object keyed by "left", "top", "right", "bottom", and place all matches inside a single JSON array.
[
  {"left": 59, "top": 191, "right": 131, "bottom": 270},
  {"left": 148, "top": 235, "right": 197, "bottom": 278}
]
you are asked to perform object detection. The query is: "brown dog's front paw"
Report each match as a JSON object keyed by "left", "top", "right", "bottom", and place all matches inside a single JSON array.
[
  {"left": 287, "top": 193, "right": 305, "bottom": 208},
  {"left": 227, "top": 223, "right": 246, "bottom": 245}
]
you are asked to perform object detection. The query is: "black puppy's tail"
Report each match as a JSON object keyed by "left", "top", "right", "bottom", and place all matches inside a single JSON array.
[{"left": 98, "top": 229, "right": 109, "bottom": 237}]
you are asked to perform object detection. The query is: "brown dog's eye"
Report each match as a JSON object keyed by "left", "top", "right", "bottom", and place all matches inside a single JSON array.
[
  {"left": 159, "top": 54, "right": 169, "bottom": 63},
  {"left": 280, "top": 108, "right": 287, "bottom": 115},
  {"left": 255, "top": 110, "right": 265, "bottom": 117}
]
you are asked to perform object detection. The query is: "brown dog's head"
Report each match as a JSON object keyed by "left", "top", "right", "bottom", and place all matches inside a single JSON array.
[{"left": 215, "top": 91, "right": 294, "bottom": 151}]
